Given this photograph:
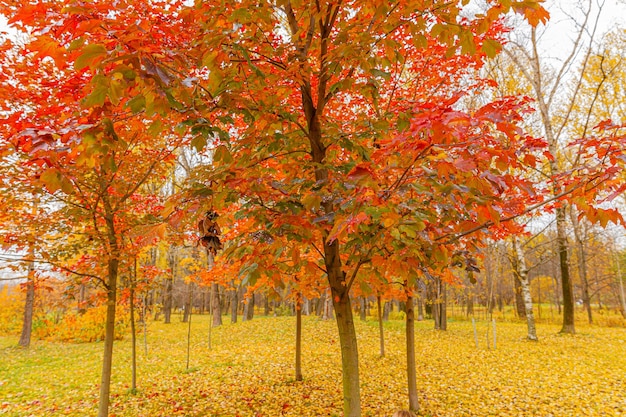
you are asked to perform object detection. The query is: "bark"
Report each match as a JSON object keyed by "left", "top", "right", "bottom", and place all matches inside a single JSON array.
[
  {"left": 211, "top": 283, "right": 222, "bottom": 327},
  {"left": 465, "top": 286, "right": 474, "bottom": 317},
  {"left": 230, "top": 286, "right": 238, "bottom": 324},
  {"left": 382, "top": 301, "right": 390, "bottom": 321},
  {"left": 617, "top": 255, "right": 626, "bottom": 318},
  {"left": 183, "top": 281, "right": 193, "bottom": 323},
  {"left": 377, "top": 295, "right": 385, "bottom": 357},
  {"left": 129, "top": 274, "right": 137, "bottom": 392},
  {"left": 322, "top": 289, "right": 334, "bottom": 320},
  {"left": 405, "top": 295, "right": 419, "bottom": 413},
  {"left": 98, "top": 212, "right": 120, "bottom": 417},
  {"left": 556, "top": 208, "right": 575, "bottom": 334},
  {"left": 331, "top": 289, "right": 359, "bottom": 416},
  {"left": 263, "top": 293, "right": 270, "bottom": 315},
  {"left": 416, "top": 296, "right": 424, "bottom": 321},
  {"left": 163, "top": 274, "right": 173, "bottom": 324},
  {"left": 326, "top": 239, "right": 360, "bottom": 417},
  {"left": 433, "top": 279, "right": 447, "bottom": 330},
  {"left": 295, "top": 300, "right": 303, "bottom": 381},
  {"left": 245, "top": 291, "right": 255, "bottom": 321},
  {"left": 359, "top": 297, "right": 367, "bottom": 321},
  {"left": 512, "top": 238, "right": 538, "bottom": 341},
  {"left": 18, "top": 253, "right": 35, "bottom": 348},
  {"left": 511, "top": 251, "right": 526, "bottom": 319},
  {"left": 570, "top": 210, "right": 592, "bottom": 324}
]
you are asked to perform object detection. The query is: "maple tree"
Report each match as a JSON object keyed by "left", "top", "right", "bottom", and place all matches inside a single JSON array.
[
  {"left": 161, "top": 2, "right": 550, "bottom": 415},
  {"left": 0, "top": 2, "right": 192, "bottom": 416}
]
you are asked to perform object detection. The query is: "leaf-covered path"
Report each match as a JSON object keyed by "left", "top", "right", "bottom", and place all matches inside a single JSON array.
[{"left": 1, "top": 316, "right": 625, "bottom": 416}]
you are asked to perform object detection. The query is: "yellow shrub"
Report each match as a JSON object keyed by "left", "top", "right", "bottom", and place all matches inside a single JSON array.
[
  {"left": 0, "top": 286, "right": 24, "bottom": 335},
  {"left": 33, "top": 305, "right": 129, "bottom": 343}
]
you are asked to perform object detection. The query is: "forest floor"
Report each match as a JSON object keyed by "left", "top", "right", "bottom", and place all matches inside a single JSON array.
[{"left": 1, "top": 314, "right": 625, "bottom": 417}]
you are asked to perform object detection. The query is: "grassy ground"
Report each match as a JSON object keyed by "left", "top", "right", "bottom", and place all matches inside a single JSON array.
[{"left": 1, "top": 315, "right": 625, "bottom": 416}]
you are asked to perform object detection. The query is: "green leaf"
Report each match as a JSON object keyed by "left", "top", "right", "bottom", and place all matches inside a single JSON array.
[
  {"left": 126, "top": 95, "right": 146, "bottom": 113},
  {"left": 191, "top": 135, "right": 207, "bottom": 152},
  {"left": 75, "top": 44, "right": 108, "bottom": 71},
  {"left": 481, "top": 39, "right": 502, "bottom": 58},
  {"left": 213, "top": 145, "right": 233, "bottom": 164}
]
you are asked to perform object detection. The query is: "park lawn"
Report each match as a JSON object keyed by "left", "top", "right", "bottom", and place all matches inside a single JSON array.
[{"left": 1, "top": 315, "right": 625, "bottom": 417}]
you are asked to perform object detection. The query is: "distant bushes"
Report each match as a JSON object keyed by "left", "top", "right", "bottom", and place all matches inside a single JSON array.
[
  {"left": 32, "top": 305, "right": 128, "bottom": 343},
  {"left": 0, "top": 285, "right": 129, "bottom": 343}
]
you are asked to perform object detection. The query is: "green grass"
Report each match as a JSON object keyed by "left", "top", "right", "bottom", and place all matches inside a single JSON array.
[{"left": 1, "top": 315, "right": 625, "bottom": 416}]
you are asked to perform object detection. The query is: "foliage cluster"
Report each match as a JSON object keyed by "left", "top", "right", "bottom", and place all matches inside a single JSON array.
[
  {"left": 0, "top": 287, "right": 22, "bottom": 335},
  {"left": 30, "top": 305, "right": 128, "bottom": 343}
]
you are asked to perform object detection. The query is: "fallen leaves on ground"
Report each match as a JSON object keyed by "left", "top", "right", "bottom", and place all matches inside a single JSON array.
[{"left": 1, "top": 316, "right": 625, "bottom": 416}]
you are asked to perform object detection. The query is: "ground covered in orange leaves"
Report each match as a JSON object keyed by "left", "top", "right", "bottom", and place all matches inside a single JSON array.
[{"left": 1, "top": 315, "right": 625, "bottom": 416}]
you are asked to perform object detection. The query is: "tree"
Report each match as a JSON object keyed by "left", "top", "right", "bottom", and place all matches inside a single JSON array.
[{"left": 0, "top": 3, "right": 190, "bottom": 416}]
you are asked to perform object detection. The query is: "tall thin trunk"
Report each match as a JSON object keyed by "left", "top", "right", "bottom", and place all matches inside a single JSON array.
[
  {"left": 359, "top": 297, "right": 366, "bottom": 321},
  {"left": 211, "top": 283, "right": 222, "bottom": 327},
  {"left": 207, "top": 251, "right": 222, "bottom": 328},
  {"left": 511, "top": 250, "right": 526, "bottom": 319},
  {"left": 264, "top": 293, "right": 270, "bottom": 316},
  {"left": 129, "top": 294, "right": 137, "bottom": 390},
  {"left": 513, "top": 238, "right": 538, "bottom": 341},
  {"left": 570, "top": 211, "right": 592, "bottom": 324},
  {"left": 18, "top": 247, "right": 35, "bottom": 348},
  {"left": 142, "top": 293, "right": 148, "bottom": 356},
  {"left": 183, "top": 281, "right": 193, "bottom": 323},
  {"left": 615, "top": 251, "right": 626, "bottom": 318},
  {"left": 98, "top": 212, "right": 119, "bottom": 417},
  {"left": 556, "top": 208, "right": 575, "bottom": 333},
  {"left": 382, "top": 301, "right": 390, "bottom": 321},
  {"left": 295, "top": 297, "right": 303, "bottom": 382},
  {"left": 377, "top": 295, "right": 384, "bottom": 357},
  {"left": 230, "top": 285, "right": 238, "bottom": 323},
  {"left": 186, "top": 282, "right": 194, "bottom": 370},
  {"left": 130, "top": 257, "right": 137, "bottom": 392},
  {"left": 163, "top": 275, "right": 173, "bottom": 324},
  {"left": 405, "top": 294, "right": 419, "bottom": 413},
  {"left": 326, "top": 240, "right": 360, "bottom": 417},
  {"left": 246, "top": 291, "right": 255, "bottom": 321}
]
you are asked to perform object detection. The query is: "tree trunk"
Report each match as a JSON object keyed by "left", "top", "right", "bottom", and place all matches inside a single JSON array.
[
  {"left": 382, "top": 301, "right": 390, "bottom": 321},
  {"left": 377, "top": 295, "right": 385, "bottom": 357},
  {"left": 359, "top": 297, "right": 367, "bottom": 321},
  {"left": 163, "top": 275, "right": 173, "bottom": 324},
  {"left": 570, "top": 210, "right": 592, "bottom": 324},
  {"left": 325, "top": 239, "right": 360, "bottom": 417},
  {"left": 556, "top": 208, "right": 575, "bottom": 334},
  {"left": 98, "top": 213, "right": 120, "bottom": 417},
  {"left": 513, "top": 238, "right": 538, "bottom": 341},
  {"left": 230, "top": 286, "right": 238, "bottom": 324},
  {"left": 211, "top": 283, "right": 222, "bottom": 327},
  {"left": 247, "top": 291, "right": 255, "bottom": 320},
  {"left": 129, "top": 269, "right": 137, "bottom": 392},
  {"left": 295, "top": 298, "right": 303, "bottom": 381},
  {"left": 405, "top": 294, "right": 419, "bottom": 413},
  {"left": 511, "top": 251, "right": 526, "bottom": 319},
  {"left": 433, "top": 279, "right": 447, "bottom": 330},
  {"left": 617, "top": 253, "right": 626, "bottom": 318},
  {"left": 416, "top": 296, "right": 424, "bottom": 321},
  {"left": 183, "top": 281, "right": 192, "bottom": 323},
  {"left": 18, "top": 253, "right": 35, "bottom": 348},
  {"left": 323, "top": 289, "right": 334, "bottom": 320}
]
